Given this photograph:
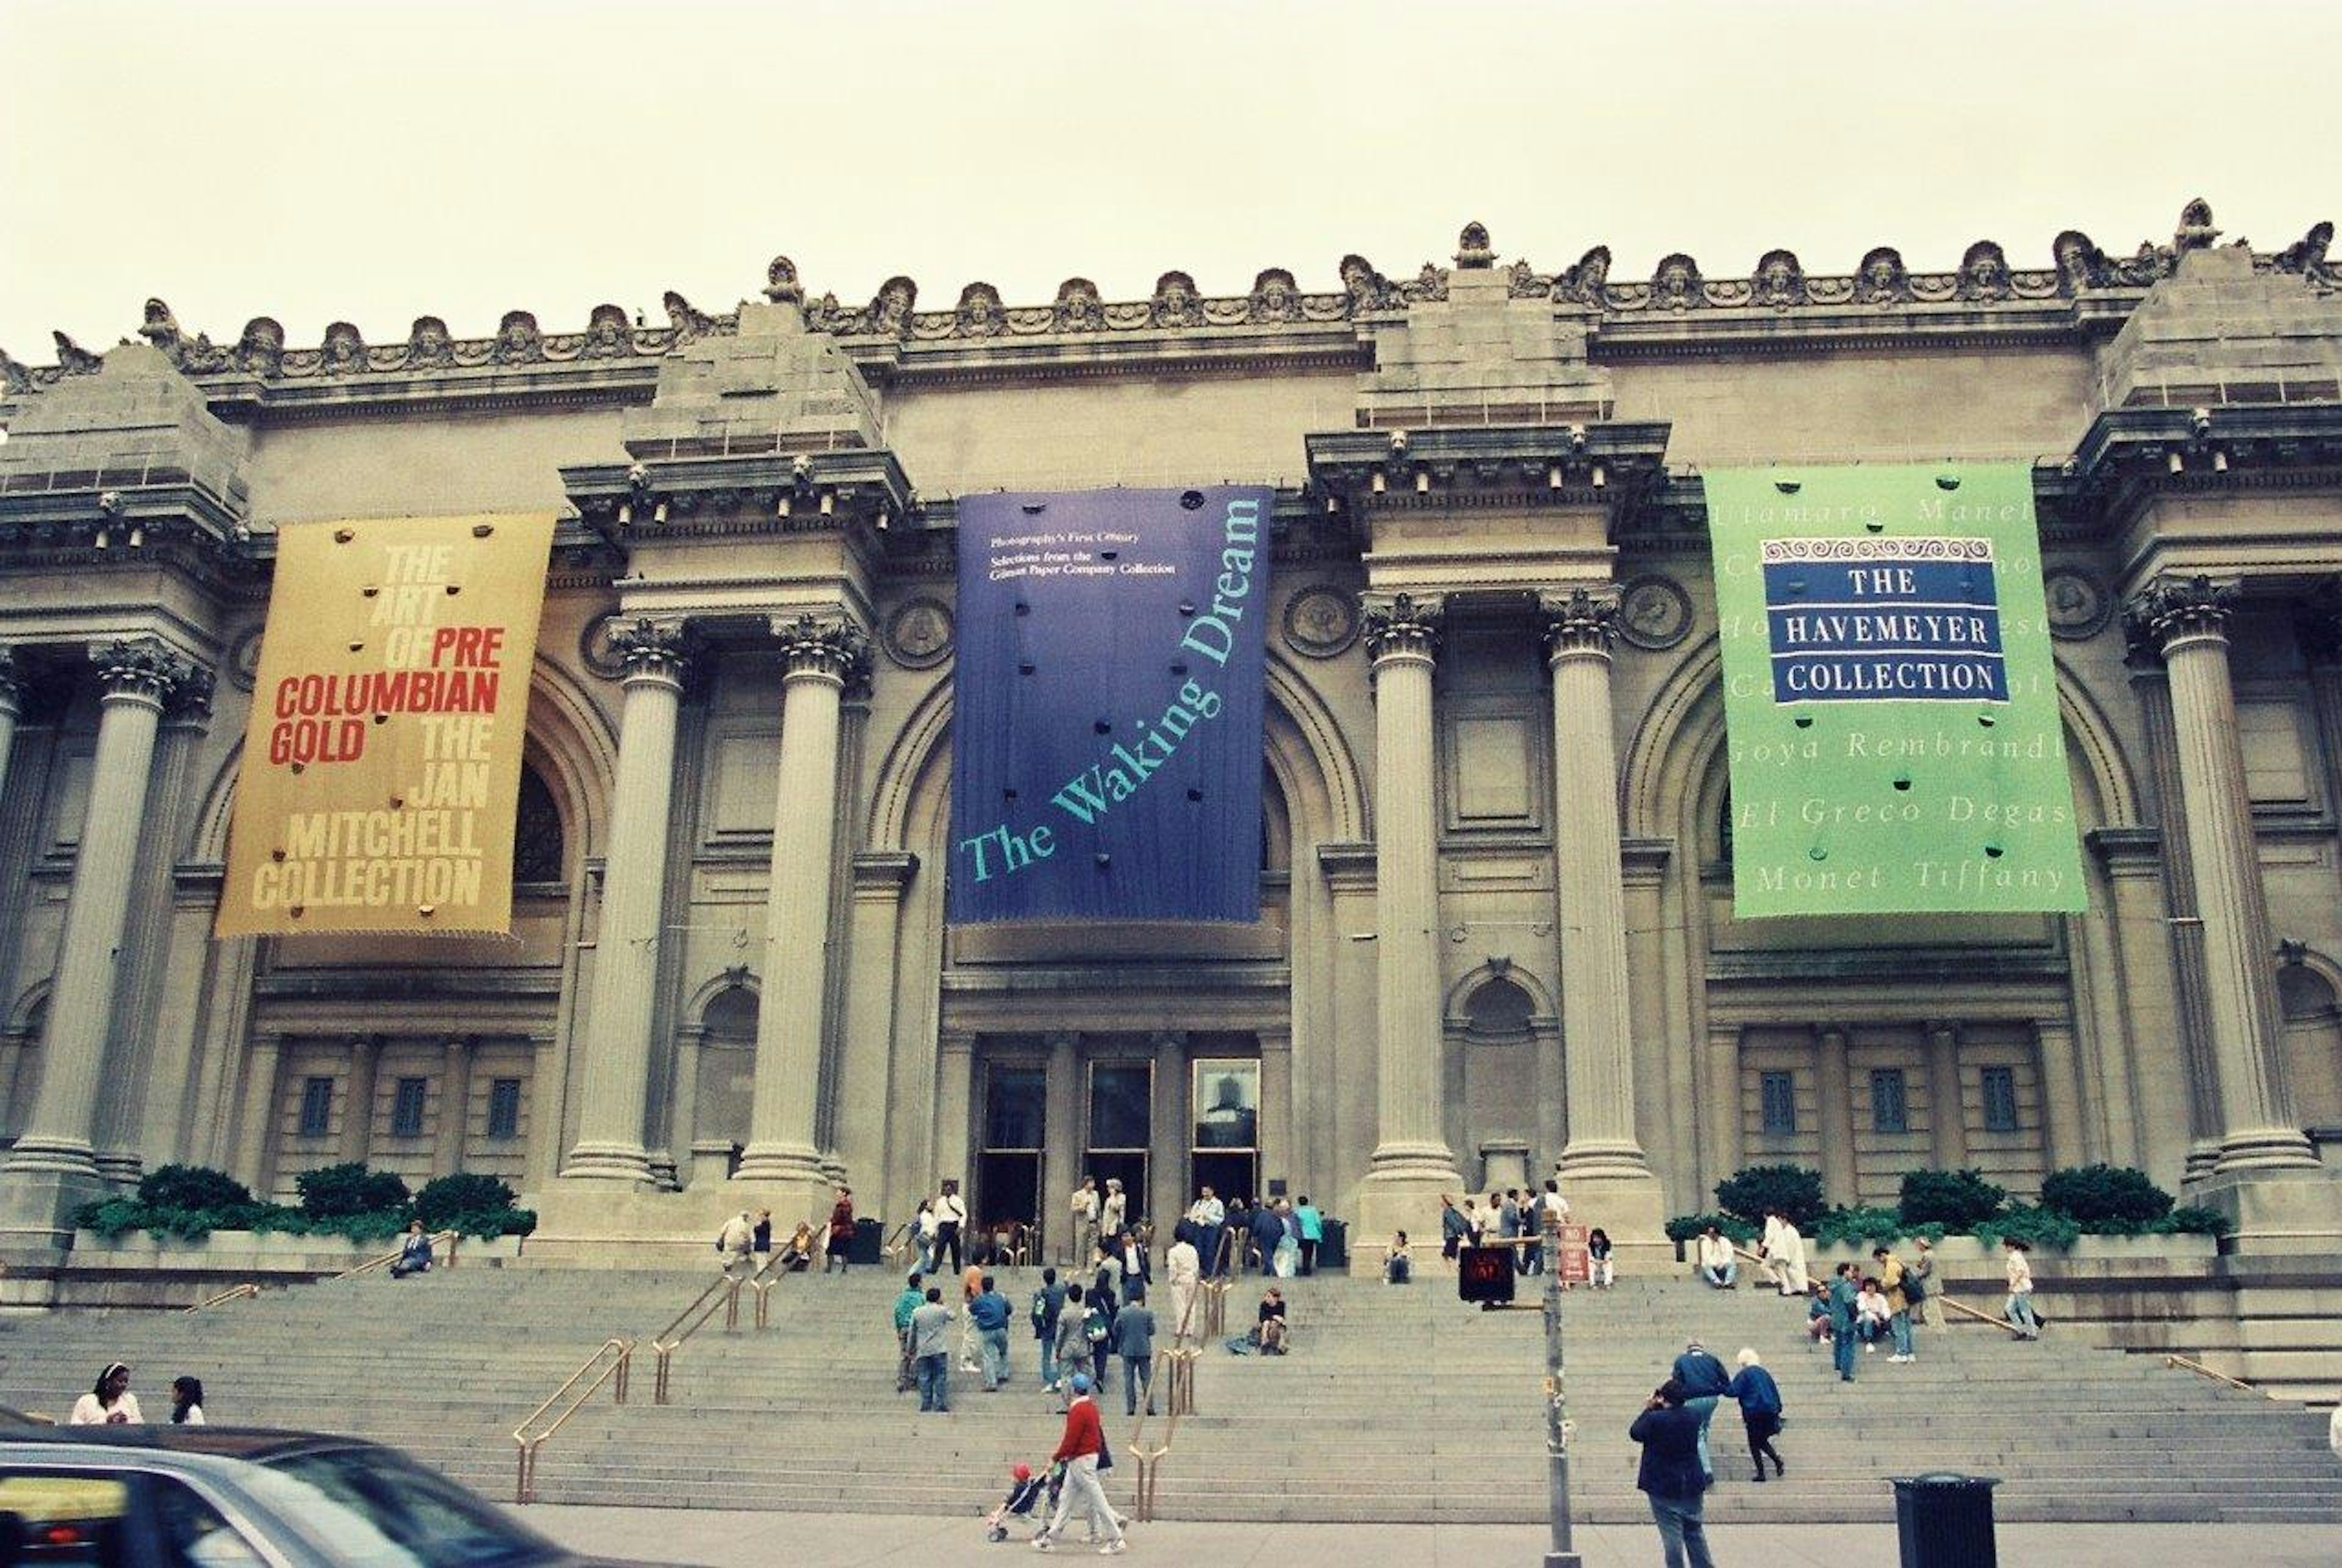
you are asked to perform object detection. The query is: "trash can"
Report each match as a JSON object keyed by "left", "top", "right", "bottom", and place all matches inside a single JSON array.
[
  {"left": 1317, "top": 1219, "right": 1347, "bottom": 1272},
  {"left": 1889, "top": 1473, "right": 1999, "bottom": 1568},
  {"left": 850, "top": 1217, "right": 884, "bottom": 1265}
]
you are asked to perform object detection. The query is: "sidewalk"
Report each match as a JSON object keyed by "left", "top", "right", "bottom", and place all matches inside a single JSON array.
[{"left": 526, "top": 1507, "right": 2342, "bottom": 1567}]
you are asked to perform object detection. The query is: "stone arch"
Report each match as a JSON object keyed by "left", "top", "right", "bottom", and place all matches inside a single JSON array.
[
  {"left": 2277, "top": 951, "right": 2342, "bottom": 1129},
  {"left": 1442, "top": 960, "right": 1558, "bottom": 1029},
  {"left": 1, "top": 981, "right": 50, "bottom": 1136},
  {"left": 680, "top": 968, "right": 762, "bottom": 1023}
]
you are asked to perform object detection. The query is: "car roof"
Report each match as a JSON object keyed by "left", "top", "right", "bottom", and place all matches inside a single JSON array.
[{"left": 0, "top": 1426, "right": 385, "bottom": 1464}]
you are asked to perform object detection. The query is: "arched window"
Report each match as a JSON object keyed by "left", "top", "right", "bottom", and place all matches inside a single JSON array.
[
  {"left": 1464, "top": 975, "right": 1536, "bottom": 1044},
  {"left": 512, "top": 764, "right": 566, "bottom": 884},
  {"left": 702, "top": 984, "right": 759, "bottom": 1042},
  {"left": 2279, "top": 965, "right": 2342, "bottom": 1130}
]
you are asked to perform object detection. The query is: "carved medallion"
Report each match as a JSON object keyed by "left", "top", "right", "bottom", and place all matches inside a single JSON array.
[
  {"left": 579, "top": 615, "right": 629, "bottom": 679},
  {"left": 1616, "top": 575, "right": 1694, "bottom": 651},
  {"left": 883, "top": 598, "right": 954, "bottom": 670},
  {"left": 1283, "top": 587, "right": 1360, "bottom": 659},
  {"left": 2044, "top": 568, "right": 2112, "bottom": 640},
  {"left": 227, "top": 625, "right": 265, "bottom": 691}
]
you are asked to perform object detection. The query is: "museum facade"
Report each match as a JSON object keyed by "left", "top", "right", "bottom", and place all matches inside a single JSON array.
[{"left": 2, "top": 204, "right": 2340, "bottom": 1255}]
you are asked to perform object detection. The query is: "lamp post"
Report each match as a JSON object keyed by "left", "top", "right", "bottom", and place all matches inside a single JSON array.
[{"left": 1542, "top": 1206, "right": 1580, "bottom": 1567}]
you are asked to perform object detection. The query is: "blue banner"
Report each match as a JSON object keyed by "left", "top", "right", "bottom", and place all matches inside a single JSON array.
[
  {"left": 948, "top": 486, "right": 1273, "bottom": 924},
  {"left": 1759, "top": 537, "right": 2009, "bottom": 703}
]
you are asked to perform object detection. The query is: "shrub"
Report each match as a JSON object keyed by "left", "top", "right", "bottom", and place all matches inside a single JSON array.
[
  {"left": 137, "top": 1164, "right": 252, "bottom": 1214},
  {"left": 310, "top": 1209, "right": 410, "bottom": 1245},
  {"left": 75, "top": 1198, "right": 148, "bottom": 1240},
  {"left": 295, "top": 1163, "right": 411, "bottom": 1222},
  {"left": 1974, "top": 1203, "right": 2081, "bottom": 1251},
  {"left": 444, "top": 1205, "right": 537, "bottom": 1240},
  {"left": 1813, "top": 1206, "right": 1928, "bottom": 1249},
  {"left": 1665, "top": 1212, "right": 1758, "bottom": 1244},
  {"left": 2039, "top": 1164, "right": 2172, "bottom": 1227},
  {"left": 414, "top": 1173, "right": 518, "bottom": 1230},
  {"left": 1897, "top": 1167, "right": 2007, "bottom": 1230},
  {"left": 1714, "top": 1164, "right": 1826, "bottom": 1230},
  {"left": 2157, "top": 1205, "right": 2230, "bottom": 1238}
]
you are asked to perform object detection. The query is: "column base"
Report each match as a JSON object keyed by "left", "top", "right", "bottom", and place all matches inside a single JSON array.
[
  {"left": 94, "top": 1151, "right": 142, "bottom": 1190},
  {"left": 1555, "top": 1165, "right": 1670, "bottom": 1273},
  {"left": 557, "top": 1143, "right": 656, "bottom": 1184},
  {"left": 2190, "top": 1165, "right": 2342, "bottom": 1250},
  {"left": 2213, "top": 1125, "right": 2321, "bottom": 1176},
  {"left": 0, "top": 1160, "right": 112, "bottom": 1245},
  {"left": 2183, "top": 1140, "right": 2222, "bottom": 1184},
  {"left": 1348, "top": 1161, "right": 1463, "bottom": 1276}
]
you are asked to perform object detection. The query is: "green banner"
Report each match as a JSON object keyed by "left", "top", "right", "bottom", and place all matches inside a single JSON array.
[{"left": 1706, "top": 463, "right": 2085, "bottom": 916}]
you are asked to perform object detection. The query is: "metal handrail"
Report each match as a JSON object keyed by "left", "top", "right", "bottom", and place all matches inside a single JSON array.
[
  {"left": 2163, "top": 1353, "right": 2274, "bottom": 1397},
  {"left": 512, "top": 1338, "right": 632, "bottom": 1503},
  {"left": 651, "top": 1273, "right": 743, "bottom": 1403},
  {"left": 742, "top": 1224, "right": 820, "bottom": 1329},
  {"left": 1126, "top": 1381, "right": 1183, "bottom": 1523},
  {"left": 1939, "top": 1293, "right": 2028, "bottom": 1336},
  {"left": 330, "top": 1229, "right": 459, "bottom": 1283},
  {"left": 184, "top": 1282, "right": 260, "bottom": 1315}
]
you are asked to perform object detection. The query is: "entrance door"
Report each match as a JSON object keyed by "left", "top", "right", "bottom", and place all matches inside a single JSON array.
[
  {"left": 978, "top": 1062, "right": 1046, "bottom": 1258},
  {"left": 1086, "top": 1059, "right": 1151, "bottom": 1241},
  {"left": 1190, "top": 1056, "right": 1261, "bottom": 1253}
]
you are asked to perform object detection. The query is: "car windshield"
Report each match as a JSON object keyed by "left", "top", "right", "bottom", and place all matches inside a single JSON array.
[{"left": 238, "top": 1446, "right": 560, "bottom": 1567}]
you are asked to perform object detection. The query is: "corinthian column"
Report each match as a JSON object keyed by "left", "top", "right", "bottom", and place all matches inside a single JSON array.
[
  {"left": 0, "top": 646, "right": 24, "bottom": 815},
  {"left": 3, "top": 640, "right": 190, "bottom": 1211},
  {"left": 1348, "top": 593, "right": 1461, "bottom": 1262},
  {"left": 737, "top": 613, "right": 865, "bottom": 1198},
  {"left": 564, "top": 620, "right": 693, "bottom": 1182},
  {"left": 2128, "top": 577, "right": 2316, "bottom": 1173}
]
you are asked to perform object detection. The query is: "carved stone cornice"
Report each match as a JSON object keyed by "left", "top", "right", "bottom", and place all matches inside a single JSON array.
[
  {"left": 88, "top": 638, "right": 198, "bottom": 707},
  {"left": 1305, "top": 423, "right": 1672, "bottom": 520},
  {"left": 608, "top": 617, "right": 697, "bottom": 689},
  {"left": 2122, "top": 574, "right": 2236, "bottom": 659},
  {"left": 772, "top": 612, "right": 871, "bottom": 688},
  {"left": 1359, "top": 592, "right": 1444, "bottom": 666},
  {"left": 1540, "top": 586, "right": 1622, "bottom": 661}
]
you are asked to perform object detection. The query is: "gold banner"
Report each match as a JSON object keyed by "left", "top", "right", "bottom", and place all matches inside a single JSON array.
[{"left": 217, "top": 512, "right": 556, "bottom": 937}]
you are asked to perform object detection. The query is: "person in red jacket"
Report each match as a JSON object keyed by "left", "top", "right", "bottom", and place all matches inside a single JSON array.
[{"left": 1031, "top": 1371, "right": 1125, "bottom": 1553}]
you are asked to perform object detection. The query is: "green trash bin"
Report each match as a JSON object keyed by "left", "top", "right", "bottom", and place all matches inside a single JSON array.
[
  {"left": 1317, "top": 1218, "right": 1347, "bottom": 1272},
  {"left": 850, "top": 1217, "right": 884, "bottom": 1265},
  {"left": 1890, "top": 1473, "right": 1999, "bottom": 1568}
]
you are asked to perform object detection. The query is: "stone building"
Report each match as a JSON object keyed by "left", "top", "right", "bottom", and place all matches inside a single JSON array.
[{"left": 2, "top": 204, "right": 2340, "bottom": 1259}]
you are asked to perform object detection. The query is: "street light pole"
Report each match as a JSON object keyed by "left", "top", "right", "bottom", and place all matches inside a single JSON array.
[{"left": 1542, "top": 1206, "right": 1580, "bottom": 1568}]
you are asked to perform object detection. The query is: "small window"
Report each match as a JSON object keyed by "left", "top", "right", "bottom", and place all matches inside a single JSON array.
[
  {"left": 299, "top": 1076, "right": 335, "bottom": 1139},
  {"left": 1871, "top": 1069, "right": 1909, "bottom": 1135},
  {"left": 391, "top": 1077, "right": 428, "bottom": 1139},
  {"left": 1759, "top": 1071, "right": 1796, "bottom": 1137},
  {"left": 1981, "top": 1066, "right": 2019, "bottom": 1133},
  {"left": 487, "top": 1078, "right": 522, "bottom": 1140}
]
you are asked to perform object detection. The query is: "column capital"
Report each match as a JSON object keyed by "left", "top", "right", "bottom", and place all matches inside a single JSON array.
[
  {"left": 1540, "top": 585, "right": 1620, "bottom": 662},
  {"left": 2122, "top": 573, "right": 2236, "bottom": 659},
  {"left": 609, "top": 616, "right": 698, "bottom": 689},
  {"left": 1359, "top": 591, "right": 1444, "bottom": 667},
  {"left": 88, "top": 638, "right": 199, "bottom": 709},
  {"left": 771, "top": 611, "right": 870, "bottom": 687}
]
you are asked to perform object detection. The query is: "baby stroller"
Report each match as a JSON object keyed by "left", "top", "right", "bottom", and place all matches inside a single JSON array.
[{"left": 984, "top": 1461, "right": 1059, "bottom": 1542}]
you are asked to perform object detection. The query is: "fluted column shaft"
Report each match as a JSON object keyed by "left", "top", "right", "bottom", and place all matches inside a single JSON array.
[
  {"left": 0, "top": 647, "right": 23, "bottom": 820},
  {"left": 740, "top": 615, "right": 864, "bottom": 1183},
  {"left": 2136, "top": 578, "right": 2316, "bottom": 1171},
  {"left": 1361, "top": 595, "right": 1456, "bottom": 1177},
  {"left": 5, "top": 643, "right": 184, "bottom": 1181},
  {"left": 1544, "top": 589, "right": 1652, "bottom": 1178},
  {"left": 565, "top": 623, "right": 691, "bottom": 1180}
]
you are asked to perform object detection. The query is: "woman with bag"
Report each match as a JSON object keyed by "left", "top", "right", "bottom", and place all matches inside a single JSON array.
[
  {"left": 2002, "top": 1237, "right": 2042, "bottom": 1339},
  {"left": 825, "top": 1186, "right": 855, "bottom": 1274}
]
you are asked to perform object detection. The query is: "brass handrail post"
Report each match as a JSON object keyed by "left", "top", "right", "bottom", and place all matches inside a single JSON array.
[{"left": 512, "top": 1338, "right": 633, "bottom": 1505}]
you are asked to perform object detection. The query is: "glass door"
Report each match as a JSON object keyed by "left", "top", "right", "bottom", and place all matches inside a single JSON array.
[
  {"left": 1190, "top": 1056, "right": 1259, "bottom": 1224},
  {"left": 978, "top": 1062, "right": 1045, "bottom": 1261},
  {"left": 1085, "top": 1059, "right": 1151, "bottom": 1242}
]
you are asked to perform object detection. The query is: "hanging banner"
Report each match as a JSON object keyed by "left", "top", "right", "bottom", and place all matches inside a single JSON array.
[
  {"left": 217, "top": 511, "right": 556, "bottom": 937},
  {"left": 949, "top": 485, "right": 1273, "bottom": 924},
  {"left": 1705, "top": 464, "right": 2083, "bottom": 916}
]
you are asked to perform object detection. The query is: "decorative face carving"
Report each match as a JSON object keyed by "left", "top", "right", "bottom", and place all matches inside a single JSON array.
[
  {"left": 1753, "top": 250, "right": 1802, "bottom": 307},
  {"left": 871, "top": 277, "right": 917, "bottom": 333},
  {"left": 321, "top": 322, "right": 363, "bottom": 371},
  {"left": 586, "top": 304, "right": 629, "bottom": 354},
  {"left": 407, "top": 317, "right": 453, "bottom": 365},
  {"left": 1652, "top": 254, "right": 1700, "bottom": 308},
  {"left": 1151, "top": 271, "right": 1200, "bottom": 326},
  {"left": 956, "top": 283, "right": 1004, "bottom": 335}
]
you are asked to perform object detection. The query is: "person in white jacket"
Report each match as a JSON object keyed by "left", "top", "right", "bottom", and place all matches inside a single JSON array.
[
  {"left": 1695, "top": 1226, "right": 1739, "bottom": 1288},
  {"left": 1760, "top": 1210, "right": 1809, "bottom": 1297},
  {"left": 1166, "top": 1234, "right": 1202, "bottom": 1345}
]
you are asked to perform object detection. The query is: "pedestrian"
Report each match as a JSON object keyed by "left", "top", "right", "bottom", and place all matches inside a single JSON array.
[
  {"left": 914, "top": 1198, "right": 939, "bottom": 1273},
  {"left": 1541, "top": 1177, "right": 1570, "bottom": 1230},
  {"left": 1084, "top": 1283, "right": 1115, "bottom": 1391},
  {"left": 1695, "top": 1225, "right": 1738, "bottom": 1289},
  {"left": 1166, "top": 1230, "right": 1201, "bottom": 1345},
  {"left": 1726, "top": 1348, "right": 1785, "bottom": 1483},
  {"left": 1185, "top": 1186, "right": 1227, "bottom": 1276},
  {"left": 2002, "top": 1237, "right": 2042, "bottom": 1339},
  {"left": 169, "top": 1376, "right": 206, "bottom": 1427},
  {"left": 1053, "top": 1284, "right": 1091, "bottom": 1412},
  {"left": 1828, "top": 1263, "right": 1860, "bottom": 1382},
  {"left": 1588, "top": 1227, "right": 1615, "bottom": 1290},
  {"left": 1101, "top": 1178, "right": 1128, "bottom": 1242},
  {"left": 908, "top": 1286, "right": 954, "bottom": 1413},
  {"left": 1439, "top": 1193, "right": 1469, "bottom": 1261},
  {"left": 1385, "top": 1230, "right": 1413, "bottom": 1284},
  {"left": 1111, "top": 1291, "right": 1156, "bottom": 1417},
  {"left": 1090, "top": 1240, "right": 1123, "bottom": 1323},
  {"left": 1033, "top": 1267, "right": 1067, "bottom": 1392},
  {"left": 1759, "top": 1208, "right": 1809, "bottom": 1297},
  {"left": 935, "top": 1179, "right": 968, "bottom": 1273},
  {"left": 389, "top": 1219, "right": 437, "bottom": 1279},
  {"left": 1032, "top": 1372, "right": 1125, "bottom": 1554},
  {"left": 1872, "top": 1245, "right": 1914, "bottom": 1362},
  {"left": 961, "top": 1261, "right": 987, "bottom": 1372},
  {"left": 1255, "top": 1286, "right": 1289, "bottom": 1355},
  {"left": 1247, "top": 1197, "right": 1283, "bottom": 1277},
  {"left": 779, "top": 1220, "right": 815, "bottom": 1271},
  {"left": 71, "top": 1363, "right": 140, "bottom": 1425},
  {"left": 893, "top": 1270, "right": 926, "bottom": 1394},
  {"left": 971, "top": 1274, "right": 1014, "bottom": 1391},
  {"left": 1670, "top": 1338, "right": 1730, "bottom": 1481},
  {"left": 825, "top": 1186, "right": 855, "bottom": 1274},
  {"left": 1295, "top": 1195, "right": 1323, "bottom": 1276},
  {"left": 715, "top": 1209, "right": 755, "bottom": 1279},
  {"left": 1499, "top": 1188, "right": 1524, "bottom": 1273},
  {"left": 1630, "top": 1380, "right": 1716, "bottom": 1568},
  {"left": 752, "top": 1208, "right": 773, "bottom": 1256},
  {"left": 1855, "top": 1276, "right": 1890, "bottom": 1351},
  {"left": 1910, "top": 1236, "right": 1944, "bottom": 1333},
  {"left": 1112, "top": 1230, "right": 1149, "bottom": 1298},
  {"left": 1070, "top": 1177, "right": 1101, "bottom": 1269},
  {"left": 1805, "top": 1282, "right": 1833, "bottom": 1350}
]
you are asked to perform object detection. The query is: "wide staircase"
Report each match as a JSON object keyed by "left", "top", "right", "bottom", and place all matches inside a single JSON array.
[{"left": 2, "top": 1259, "right": 2338, "bottom": 1525}]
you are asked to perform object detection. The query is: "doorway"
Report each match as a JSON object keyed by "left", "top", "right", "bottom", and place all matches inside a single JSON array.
[{"left": 978, "top": 1062, "right": 1045, "bottom": 1253}]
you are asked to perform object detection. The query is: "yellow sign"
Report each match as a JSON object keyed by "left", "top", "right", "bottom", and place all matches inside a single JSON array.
[{"left": 217, "top": 512, "right": 556, "bottom": 936}]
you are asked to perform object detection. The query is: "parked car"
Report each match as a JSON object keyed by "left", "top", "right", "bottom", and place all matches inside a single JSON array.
[{"left": 0, "top": 1426, "right": 675, "bottom": 1566}]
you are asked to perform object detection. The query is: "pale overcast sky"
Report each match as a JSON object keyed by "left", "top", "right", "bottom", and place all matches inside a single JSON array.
[{"left": 3, "top": 0, "right": 2336, "bottom": 358}]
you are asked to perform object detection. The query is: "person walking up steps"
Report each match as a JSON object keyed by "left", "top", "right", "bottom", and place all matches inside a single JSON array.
[
  {"left": 1828, "top": 1264, "right": 1861, "bottom": 1383},
  {"left": 1670, "top": 1339, "right": 1730, "bottom": 1481},
  {"left": 1911, "top": 1236, "right": 1945, "bottom": 1334},
  {"left": 2003, "top": 1236, "right": 2043, "bottom": 1339},
  {"left": 1032, "top": 1373, "right": 1126, "bottom": 1555},
  {"left": 1727, "top": 1348, "right": 1785, "bottom": 1483},
  {"left": 1033, "top": 1268, "right": 1067, "bottom": 1392},
  {"left": 1053, "top": 1284, "right": 1092, "bottom": 1412},
  {"left": 1631, "top": 1380, "right": 1716, "bottom": 1568},
  {"left": 893, "top": 1271, "right": 925, "bottom": 1395},
  {"left": 1872, "top": 1245, "right": 1915, "bottom": 1362}
]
